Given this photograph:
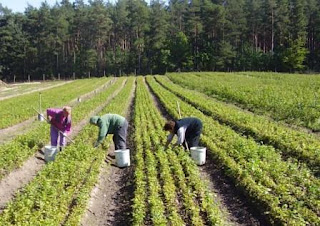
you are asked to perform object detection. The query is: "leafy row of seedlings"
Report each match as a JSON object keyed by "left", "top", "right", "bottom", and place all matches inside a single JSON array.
[
  {"left": 0, "top": 78, "right": 123, "bottom": 181},
  {"left": 0, "top": 77, "right": 110, "bottom": 129},
  {"left": 167, "top": 72, "right": 320, "bottom": 131},
  {"left": 132, "top": 77, "right": 226, "bottom": 225},
  {"left": 146, "top": 76, "right": 320, "bottom": 225},
  {"left": 63, "top": 77, "right": 135, "bottom": 225},
  {"left": 0, "top": 80, "right": 62, "bottom": 99},
  {"left": 155, "top": 76, "right": 320, "bottom": 174},
  {"left": 145, "top": 92, "right": 225, "bottom": 225},
  {"left": 0, "top": 77, "right": 135, "bottom": 225},
  {"left": 132, "top": 78, "right": 167, "bottom": 225}
]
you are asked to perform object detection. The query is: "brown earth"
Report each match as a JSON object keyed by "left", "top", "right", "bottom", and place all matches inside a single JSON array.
[{"left": 81, "top": 80, "right": 135, "bottom": 226}]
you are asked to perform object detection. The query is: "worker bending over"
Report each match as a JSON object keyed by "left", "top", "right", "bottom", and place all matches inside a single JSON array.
[
  {"left": 164, "top": 117, "right": 202, "bottom": 149},
  {"left": 90, "top": 113, "right": 128, "bottom": 150},
  {"left": 47, "top": 106, "right": 72, "bottom": 147}
]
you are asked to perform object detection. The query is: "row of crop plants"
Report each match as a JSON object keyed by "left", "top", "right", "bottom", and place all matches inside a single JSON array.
[
  {"left": 167, "top": 72, "right": 320, "bottom": 131},
  {"left": 0, "top": 80, "right": 64, "bottom": 100},
  {"left": 132, "top": 77, "right": 227, "bottom": 225},
  {"left": 0, "top": 78, "right": 124, "bottom": 181},
  {"left": 146, "top": 76, "right": 320, "bottom": 225},
  {"left": 0, "top": 77, "right": 111, "bottom": 129},
  {"left": 0, "top": 77, "right": 135, "bottom": 225},
  {"left": 155, "top": 76, "right": 320, "bottom": 175}
]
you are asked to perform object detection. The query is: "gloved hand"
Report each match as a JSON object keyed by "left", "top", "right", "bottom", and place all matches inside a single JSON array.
[{"left": 63, "top": 133, "right": 67, "bottom": 137}]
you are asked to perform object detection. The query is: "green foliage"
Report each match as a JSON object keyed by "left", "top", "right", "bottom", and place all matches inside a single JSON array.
[
  {"left": 168, "top": 72, "right": 320, "bottom": 131},
  {"left": 0, "top": 0, "right": 319, "bottom": 75},
  {"left": 282, "top": 38, "right": 309, "bottom": 72},
  {"left": 215, "top": 41, "right": 236, "bottom": 71},
  {"left": 147, "top": 75, "right": 320, "bottom": 225},
  {"left": 157, "top": 75, "right": 320, "bottom": 173},
  {"left": 0, "top": 77, "right": 120, "bottom": 181},
  {"left": 168, "top": 31, "right": 192, "bottom": 71},
  {"left": 0, "top": 77, "right": 135, "bottom": 225},
  {"left": 0, "top": 78, "right": 109, "bottom": 129},
  {"left": 132, "top": 77, "right": 226, "bottom": 225}
]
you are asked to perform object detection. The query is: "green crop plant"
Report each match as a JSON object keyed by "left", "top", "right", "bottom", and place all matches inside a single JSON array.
[
  {"left": 155, "top": 76, "right": 320, "bottom": 175},
  {"left": 132, "top": 77, "right": 226, "bottom": 225},
  {"left": 0, "top": 77, "right": 110, "bottom": 129},
  {"left": 147, "top": 76, "right": 320, "bottom": 225},
  {"left": 0, "top": 77, "right": 135, "bottom": 225},
  {"left": 0, "top": 78, "right": 124, "bottom": 181},
  {"left": 167, "top": 72, "right": 320, "bottom": 131}
]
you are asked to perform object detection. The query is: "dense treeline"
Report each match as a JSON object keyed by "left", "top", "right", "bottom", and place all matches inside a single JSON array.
[{"left": 0, "top": 0, "right": 320, "bottom": 80}]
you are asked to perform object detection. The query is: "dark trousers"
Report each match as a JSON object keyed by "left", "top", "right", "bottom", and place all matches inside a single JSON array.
[
  {"left": 184, "top": 122, "right": 202, "bottom": 149},
  {"left": 113, "top": 120, "right": 128, "bottom": 150}
]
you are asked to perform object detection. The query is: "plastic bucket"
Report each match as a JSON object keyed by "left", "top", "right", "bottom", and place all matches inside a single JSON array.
[
  {"left": 190, "top": 147, "right": 206, "bottom": 165},
  {"left": 38, "top": 113, "right": 45, "bottom": 121},
  {"left": 44, "top": 145, "right": 58, "bottom": 163},
  {"left": 114, "top": 149, "right": 130, "bottom": 167}
]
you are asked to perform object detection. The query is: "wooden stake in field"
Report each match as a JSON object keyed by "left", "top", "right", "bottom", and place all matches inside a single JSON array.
[{"left": 39, "top": 92, "right": 42, "bottom": 113}]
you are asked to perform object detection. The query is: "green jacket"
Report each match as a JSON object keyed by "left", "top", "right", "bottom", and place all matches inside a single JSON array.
[{"left": 90, "top": 114, "right": 126, "bottom": 146}]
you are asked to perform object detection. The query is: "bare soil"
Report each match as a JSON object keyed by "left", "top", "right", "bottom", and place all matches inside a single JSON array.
[
  {"left": 145, "top": 78, "right": 269, "bottom": 225},
  {"left": 81, "top": 80, "right": 135, "bottom": 226},
  {"left": 80, "top": 146, "right": 134, "bottom": 226},
  {"left": 198, "top": 153, "right": 269, "bottom": 225},
  {"left": 0, "top": 78, "right": 124, "bottom": 213}
]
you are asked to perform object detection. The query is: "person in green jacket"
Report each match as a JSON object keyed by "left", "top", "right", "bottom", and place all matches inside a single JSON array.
[{"left": 90, "top": 113, "right": 128, "bottom": 149}]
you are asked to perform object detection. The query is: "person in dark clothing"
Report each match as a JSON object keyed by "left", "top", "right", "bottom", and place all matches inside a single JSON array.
[
  {"left": 163, "top": 117, "right": 203, "bottom": 149},
  {"left": 90, "top": 113, "right": 128, "bottom": 150}
]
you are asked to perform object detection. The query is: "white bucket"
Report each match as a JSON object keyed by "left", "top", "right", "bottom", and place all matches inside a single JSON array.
[
  {"left": 114, "top": 149, "right": 130, "bottom": 167},
  {"left": 38, "top": 113, "right": 45, "bottom": 121},
  {"left": 44, "top": 145, "right": 58, "bottom": 163},
  {"left": 190, "top": 147, "right": 206, "bottom": 165}
]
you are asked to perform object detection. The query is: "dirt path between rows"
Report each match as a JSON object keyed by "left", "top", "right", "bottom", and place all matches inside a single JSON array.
[
  {"left": 0, "top": 81, "right": 73, "bottom": 101},
  {"left": 0, "top": 79, "right": 115, "bottom": 145},
  {"left": 81, "top": 80, "right": 135, "bottom": 226},
  {"left": 145, "top": 78, "right": 269, "bottom": 225},
  {"left": 0, "top": 78, "right": 125, "bottom": 213}
]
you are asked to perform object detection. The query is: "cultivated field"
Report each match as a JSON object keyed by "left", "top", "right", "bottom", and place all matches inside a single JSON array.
[{"left": 0, "top": 73, "right": 319, "bottom": 225}]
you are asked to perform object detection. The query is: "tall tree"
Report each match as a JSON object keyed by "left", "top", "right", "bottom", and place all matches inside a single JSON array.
[
  {"left": 168, "top": 0, "right": 188, "bottom": 33},
  {"left": 87, "top": 0, "right": 112, "bottom": 75},
  {"left": 127, "top": 0, "right": 149, "bottom": 74},
  {"left": 109, "top": 0, "right": 129, "bottom": 75},
  {"left": 185, "top": 0, "right": 203, "bottom": 70},
  {"left": 244, "top": 0, "right": 262, "bottom": 51},
  {"left": 0, "top": 13, "right": 29, "bottom": 81},
  {"left": 282, "top": 0, "right": 308, "bottom": 71},
  {"left": 168, "top": 31, "right": 192, "bottom": 71},
  {"left": 148, "top": 0, "right": 169, "bottom": 74}
]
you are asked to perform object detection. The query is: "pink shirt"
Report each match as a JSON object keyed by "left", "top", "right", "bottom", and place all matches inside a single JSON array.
[{"left": 46, "top": 108, "right": 71, "bottom": 133}]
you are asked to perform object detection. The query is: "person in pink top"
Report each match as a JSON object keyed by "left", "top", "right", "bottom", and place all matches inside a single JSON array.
[{"left": 46, "top": 106, "right": 72, "bottom": 147}]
